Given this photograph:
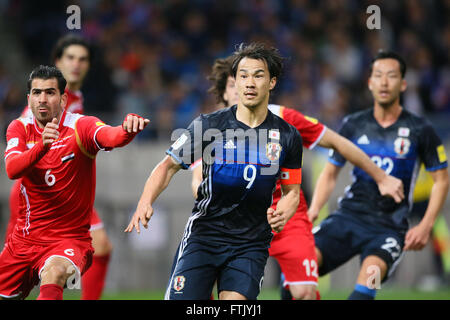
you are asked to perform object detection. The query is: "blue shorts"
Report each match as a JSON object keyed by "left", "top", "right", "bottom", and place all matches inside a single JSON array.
[
  {"left": 313, "top": 211, "right": 405, "bottom": 281},
  {"left": 165, "top": 239, "right": 268, "bottom": 300}
]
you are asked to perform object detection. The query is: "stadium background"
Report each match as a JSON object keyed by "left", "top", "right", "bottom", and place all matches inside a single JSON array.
[{"left": 0, "top": 0, "right": 449, "bottom": 299}]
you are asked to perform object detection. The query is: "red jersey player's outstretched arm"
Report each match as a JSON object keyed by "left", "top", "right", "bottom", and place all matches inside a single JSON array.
[
  {"left": 76, "top": 113, "right": 150, "bottom": 155},
  {"left": 5, "top": 118, "right": 59, "bottom": 179},
  {"left": 96, "top": 114, "right": 149, "bottom": 149}
]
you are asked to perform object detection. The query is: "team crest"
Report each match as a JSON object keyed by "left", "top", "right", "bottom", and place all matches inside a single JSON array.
[
  {"left": 394, "top": 137, "right": 410, "bottom": 156},
  {"left": 173, "top": 275, "right": 185, "bottom": 292},
  {"left": 266, "top": 142, "right": 282, "bottom": 161}
]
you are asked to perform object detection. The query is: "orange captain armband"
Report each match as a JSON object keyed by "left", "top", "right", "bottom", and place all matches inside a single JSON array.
[{"left": 280, "top": 167, "right": 302, "bottom": 185}]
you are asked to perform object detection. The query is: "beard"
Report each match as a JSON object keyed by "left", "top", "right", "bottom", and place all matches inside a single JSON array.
[{"left": 33, "top": 104, "right": 58, "bottom": 125}]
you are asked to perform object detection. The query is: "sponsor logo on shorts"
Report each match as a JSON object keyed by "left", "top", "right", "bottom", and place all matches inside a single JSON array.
[{"left": 64, "top": 248, "right": 75, "bottom": 256}]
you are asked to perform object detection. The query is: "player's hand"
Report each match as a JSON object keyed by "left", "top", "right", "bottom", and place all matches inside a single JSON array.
[
  {"left": 124, "top": 202, "right": 154, "bottom": 234},
  {"left": 267, "top": 207, "right": 287, "bottom": 233},
  {"left": 404, "top": 222, "right": 432, "bottom": 251},
  {"left": 42, "top": 118, "right": 59, "bottom": 147},
  {"left": 307, "top": 208, "right": 320, "bottom": 223},
  {"left": 377, "top": 174, "right": 404, "bottom": 203},
  {"left": 122, "top": 113, "right": 150, "bottom": 133}
]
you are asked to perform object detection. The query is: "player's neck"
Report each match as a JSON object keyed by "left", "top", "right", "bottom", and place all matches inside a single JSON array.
[
  {"left": 373, "top": 101, "right": 402, "bottom": 128},
  {"left": 236, "top": 102, "right": 268, "bottom": 128}
]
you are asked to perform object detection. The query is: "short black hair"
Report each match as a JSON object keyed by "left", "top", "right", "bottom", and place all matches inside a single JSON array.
[
  {"left": 51, "top": 33, "right": 92, "bottom": 63},
  {"left": 230, "top": 42, "right": 284, "bottom": 80},
  {"left": 27, "top": 65, "right": 67, "bottom": 94},
  {"left": 208, "top": 56, "right": 234, "bottom": 105},
  {"left": 369, "top": 49, "right": 407, "bottom": 78}
]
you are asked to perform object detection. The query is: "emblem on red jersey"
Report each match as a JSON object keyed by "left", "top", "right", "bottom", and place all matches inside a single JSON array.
[
  {"left": 394, "top": 137, "right": 410, "bottom": 156},
  {"left": 173, "top": 275, "right": 185, "bottom": 292},
  {"left": 266, "top": 142, "right": 282, "bottom": 161}
]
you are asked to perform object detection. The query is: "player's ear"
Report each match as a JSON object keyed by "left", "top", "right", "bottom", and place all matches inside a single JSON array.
[
  {"left": 269, "top": 77, "right": 277, "bottom": 90},
  {"left": 60, "top": 91, "right": 68, "bottom": 109},
  {"left": 223, "top": 92, "right": 229, "bottom": 104},
  {"left": 400, "top": 78, "right": 407, "bottom": 92},
  {"left": 368, "top": 77, "right": 373, "bottom": 91}
]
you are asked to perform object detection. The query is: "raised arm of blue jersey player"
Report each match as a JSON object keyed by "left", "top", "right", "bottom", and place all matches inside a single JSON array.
[{"left": 307, "top": 128, "right": 404, "bottom": 222}]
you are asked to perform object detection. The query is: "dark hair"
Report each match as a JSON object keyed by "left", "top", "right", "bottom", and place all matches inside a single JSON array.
[
  {"left": 27, "top": 65, "right": 67, "bottom": 94},
  {"left": 51, "top": 33, "right": 92, "bottom": 63},
  {"left": 369, "top": 49, "right": 407, "bottom": 78},
  {"left": 207, "top": 56, "right": 234, "bottom": 105},
  {"left": 230, "top": 42, "right": 284, "bottom": 80}
]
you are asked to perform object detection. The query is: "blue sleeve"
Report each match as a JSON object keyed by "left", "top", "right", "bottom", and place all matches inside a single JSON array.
[
  {"left": 418, "top": 122, "right": 448, "bottom": 171},
  {"left": 166, "top": 115, "right": 206, "bottom": 170}
]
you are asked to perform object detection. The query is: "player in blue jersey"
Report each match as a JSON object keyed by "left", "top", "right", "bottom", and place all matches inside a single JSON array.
[
  {"left": 308, "top": 50, "right": 449, "bottom": 300},
  {"left": 125, "top": 43, "right": 303, "bottom": 300}
]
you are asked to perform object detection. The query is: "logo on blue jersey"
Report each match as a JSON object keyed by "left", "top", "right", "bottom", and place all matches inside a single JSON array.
[
  {"left": 394, "top": 137, "right": 410, "bottom": 157},
  {"left": 266, "top": 142, "right": 282, "bottom": 161}
]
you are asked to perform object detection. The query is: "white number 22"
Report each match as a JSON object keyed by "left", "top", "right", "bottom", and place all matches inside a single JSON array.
[{"left": 371, "top": 156, "right": 394, "bottom": 175}]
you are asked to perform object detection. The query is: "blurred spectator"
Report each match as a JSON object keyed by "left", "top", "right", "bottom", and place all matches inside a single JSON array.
[{"left": 0, "top": 0, "right": 448, "bottom": 140}]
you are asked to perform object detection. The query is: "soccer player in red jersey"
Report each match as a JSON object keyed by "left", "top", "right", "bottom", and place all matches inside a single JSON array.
[
  {"left": 191, "top": 56, "right": 404, "bottom": 300},
  {"left": 5, "top": 34, "right": 112, "bottom": 300},
  {"left": 0, "top": 65, "right": 149, "bottom": 300}
]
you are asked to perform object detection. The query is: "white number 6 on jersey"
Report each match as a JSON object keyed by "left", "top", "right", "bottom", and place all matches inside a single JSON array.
[{"left": 45, "top": 169, "right": 56, "bottom": 186}]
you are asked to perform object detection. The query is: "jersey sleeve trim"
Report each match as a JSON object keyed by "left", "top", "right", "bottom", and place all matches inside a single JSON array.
[
  {"left": 4, "top": 150, "right": 22, "bottom": 161},
  {"left": 166, "top": 149, "right": 189, "bottom": 170},
  {"left": 425, "top": 163, "right": 448, "bottom": 172},
  {"left": 93, "top": 125, "right": 111, "bottom": 151},
  {"left": 328, "top": 157, "right": 345, "bottom": 167},
  {"left": 75, "top": 119, "right": 96, "bottom": 159},
  {"left": 308, "top": 126, "right": 327, "bottom": 150}
]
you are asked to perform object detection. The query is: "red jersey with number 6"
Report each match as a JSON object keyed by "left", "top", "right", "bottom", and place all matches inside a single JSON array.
[{"left": 4, "top": 109, "right": 108, "bottom": 244}]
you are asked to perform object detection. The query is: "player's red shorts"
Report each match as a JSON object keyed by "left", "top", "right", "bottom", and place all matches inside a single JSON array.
[
  {"left": 6, "top": 180, "right": 103, "bottom": 242},
  {"left": 0, "top": 235, "right": 93, "bottom": 299},
  {"left": 269, "top": 201, "right": 318, "bottom": 288}
]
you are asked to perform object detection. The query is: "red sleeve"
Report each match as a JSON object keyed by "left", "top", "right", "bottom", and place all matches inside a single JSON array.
[
  {"left": 75, "top": 116, "right": 137, "bottom": 157},
  {"left": 95, "top": 125, "right": 137, "bottom": 149},
  {"left": 4, "top": 120, "right": 48, "bottom": 179},
  {"left": 281, "top": 107, "right": 326, "bottom": 149}
]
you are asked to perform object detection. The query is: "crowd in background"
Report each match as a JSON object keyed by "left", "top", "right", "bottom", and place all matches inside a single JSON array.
[{"left": 0, "top": 0, "right": 449, "bottom": 141}]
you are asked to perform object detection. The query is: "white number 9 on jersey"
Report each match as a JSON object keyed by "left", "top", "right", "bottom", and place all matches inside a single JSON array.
[{"left": 243, "top": 164, "right": 257, "bottom": 189}]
